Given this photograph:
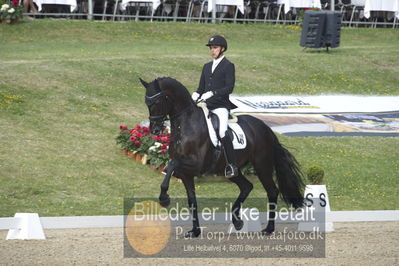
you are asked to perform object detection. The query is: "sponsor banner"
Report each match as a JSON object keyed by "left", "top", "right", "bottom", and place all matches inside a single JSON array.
[{"left": 230, "top": 95, "right": 399, "bottom": 136}]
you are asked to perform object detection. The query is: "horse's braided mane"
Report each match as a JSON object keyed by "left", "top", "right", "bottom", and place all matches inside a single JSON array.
[{"left": 157, "top": 77, "right": 190, "bottom": 97}]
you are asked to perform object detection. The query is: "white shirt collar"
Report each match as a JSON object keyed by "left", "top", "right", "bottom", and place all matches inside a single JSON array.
[{"left": 212, "top": 55, "right": 225, "bottom": 73}]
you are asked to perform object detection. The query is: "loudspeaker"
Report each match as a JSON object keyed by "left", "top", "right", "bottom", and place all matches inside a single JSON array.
[
  {"left": 300, "top": 11, "right": 342, "bottom": 49},
  {"left": 300, "top": 11, "right": 326, "bottom": 48},
  {"left": 324, "top": 11, "right": 342, "bottom": 48}
]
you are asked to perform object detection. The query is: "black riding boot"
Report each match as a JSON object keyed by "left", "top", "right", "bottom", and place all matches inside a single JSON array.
[{"left": 220, "top": 135, "right": 238, "bottom": 178}]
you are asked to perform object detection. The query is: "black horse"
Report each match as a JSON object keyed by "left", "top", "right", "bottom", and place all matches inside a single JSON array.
[{"left": 140, "top": 77, "right": 304, "bottom": 237}]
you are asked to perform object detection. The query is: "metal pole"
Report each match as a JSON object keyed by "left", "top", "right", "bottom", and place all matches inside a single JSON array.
[
  {"left": 212, "top": 0, "right": 216, "bottom": 23},
  {"left": 331, "top": 0, "right": 334, "bottom": 11},
  {"left": 88, "top": 0, "right": 93, "bottom": 20}
]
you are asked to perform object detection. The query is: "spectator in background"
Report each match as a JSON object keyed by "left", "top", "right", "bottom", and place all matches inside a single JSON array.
[{"left": 22, "top": 0, "right": 38, "bottom": 19}]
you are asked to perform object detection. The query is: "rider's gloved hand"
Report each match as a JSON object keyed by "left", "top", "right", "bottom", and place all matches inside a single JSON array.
[
  {"left": 191, "top": 92, "right": 200, "bottom": 102},
  {"left": 199, "top": 91, "right": 214, "bottom": 101}
]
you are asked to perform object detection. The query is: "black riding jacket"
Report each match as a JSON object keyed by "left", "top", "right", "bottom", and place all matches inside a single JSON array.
[{"left": 196, "top": 57, "right": 238, "bottom": 110}]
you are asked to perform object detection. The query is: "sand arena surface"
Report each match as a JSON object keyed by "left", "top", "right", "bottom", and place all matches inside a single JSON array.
[{"left": 1, "top": 221, "right": 398, "bottom": 265}]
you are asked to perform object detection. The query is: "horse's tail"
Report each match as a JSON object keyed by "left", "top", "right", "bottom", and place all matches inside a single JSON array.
[{"left": 272, "top": 134, "right": 305, "bottom": 209}]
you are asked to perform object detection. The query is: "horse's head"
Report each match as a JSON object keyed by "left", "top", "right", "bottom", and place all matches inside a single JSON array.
[{"left": 140, "top": 78, "right": 169, "bottom": 135}]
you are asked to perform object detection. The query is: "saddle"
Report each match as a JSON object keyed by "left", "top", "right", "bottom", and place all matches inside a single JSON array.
[{"left": 197, "top": 102, "right": 247, "bottom": 150}]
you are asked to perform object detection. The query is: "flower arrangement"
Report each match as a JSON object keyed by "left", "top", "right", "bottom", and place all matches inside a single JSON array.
[
  {"left": 117, "top": 123, "right": 171, "bottom": 170},
  {"left": 116, "top": 126, "right": 133, "bottom": 151},
  {"left": 116, "top": 122, "right": 255, "bottom": 176},
  {"left": 126, "top": 125, "right": 153, "bottom": 156},
  {"left": 147, "top": 129, "right": 171, "bottom": 169},
  {"left": 1, "top": 0, "right": 23, "bottom": 24}
]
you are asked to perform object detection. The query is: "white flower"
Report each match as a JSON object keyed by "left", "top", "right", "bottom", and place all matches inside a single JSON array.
[
  {"left": 149, "top": 142, "right": 163, "bottom": 152},
  {"left": 1, "top": 4, "right": 10, "bottom": 11},
  {"left": 148, "top": 146, "right": 157, "bottom": 152},
  {"left": 154, "top": 142, "right": 162, "bottom": 148},
  {"left": 8, "top": 8, "right": 15, "bottom": 13}
]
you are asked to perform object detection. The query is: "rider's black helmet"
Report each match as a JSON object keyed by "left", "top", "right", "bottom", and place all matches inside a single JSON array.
[{"left": 206, "top": 35, "right": 228, "bottom": 52}]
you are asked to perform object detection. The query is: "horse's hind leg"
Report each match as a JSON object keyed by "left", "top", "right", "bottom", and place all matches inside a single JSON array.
[
  {"left": 254, "top": 161, "right": 279, "bottom": 234},
  {"left": 229, "top": 171, "right": 254, "bottom": 230}
]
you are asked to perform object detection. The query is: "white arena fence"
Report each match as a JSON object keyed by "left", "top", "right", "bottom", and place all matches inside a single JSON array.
[
  {"left": 2, "top": 186, "right": 399, "bottom": 239},
  {"left": 1, "top": 210, "right": 399, "bottom": 240}
]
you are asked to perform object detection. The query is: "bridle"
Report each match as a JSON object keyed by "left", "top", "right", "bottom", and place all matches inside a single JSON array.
[
  {"left": 145, "top": 89, "right": 195, "bottom": 128},
  {"left": 145, "top": 91, "right": 169, "bottom": 124}
]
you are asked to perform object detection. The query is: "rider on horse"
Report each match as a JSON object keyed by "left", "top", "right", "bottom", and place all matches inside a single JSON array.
[{"left": 191, "top": 35, "right": 239, "bottom": 178}]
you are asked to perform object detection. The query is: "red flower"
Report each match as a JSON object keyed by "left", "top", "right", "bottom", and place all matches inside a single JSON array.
[
  {"left": 136, "top": 133, "right": 143, "bottom": 139},
  {"left": 134, "top": 141, "right": 141, "bottom": 147},
  {"left": 160, "top": 149, "right": 167, "bottom": 154},
  {"left": 120, "top": 125, "right": 128, "bottom": 130},
  {"left": 11, "top": 0, "right": 18, "bottom": 6},
  {"left": 129, "top": 136, "right": 136, "bottom": 141},
  {"left": 161, "top": 144, "right": 168, "bottom": 149},
  {"left": 160, "top": 137, "right": 169, "bottom": 143}
]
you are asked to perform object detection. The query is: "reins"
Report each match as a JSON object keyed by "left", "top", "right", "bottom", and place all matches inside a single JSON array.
[
  {"left": 145, "top": 91, "right": 195, "bottom": 124},
  {"left": 169, "top": 101, "right": 195, "bottom": 120}
]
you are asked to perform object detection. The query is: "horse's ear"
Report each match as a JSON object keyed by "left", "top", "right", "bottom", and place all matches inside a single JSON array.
[{"left": 139, "top": 78, "right": 148, "bottom": 88}]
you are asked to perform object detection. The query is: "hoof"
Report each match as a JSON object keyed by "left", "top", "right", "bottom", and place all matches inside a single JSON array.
[
  {"left": 185, "top": 229, "right": 201, "bottom": 238},
  {"left": 159, "top": 195, "right": 170, "bottom": 208},
  {"left": 261, "top": 224, "right": 275, "bottom": 235},
  {"left": 233, "top": 219, "right": 244, "bottom": 231}
]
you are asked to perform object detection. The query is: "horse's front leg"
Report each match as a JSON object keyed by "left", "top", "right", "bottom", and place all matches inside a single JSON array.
[
  {"left": 182, "top": 175, "right": 201, "bottom": 238},
  {"left": 159, "top": 159, "right": 180, "bottom": 207}
]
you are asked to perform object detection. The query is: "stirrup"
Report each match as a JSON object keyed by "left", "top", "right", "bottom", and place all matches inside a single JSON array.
[{"left": 225, "top": 164, "right": 238, "bottom": 178}]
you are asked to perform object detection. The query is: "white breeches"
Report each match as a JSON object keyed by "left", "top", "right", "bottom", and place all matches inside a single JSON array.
[{"left": 211, "top": 108, "right": 229, "bottom": 138}]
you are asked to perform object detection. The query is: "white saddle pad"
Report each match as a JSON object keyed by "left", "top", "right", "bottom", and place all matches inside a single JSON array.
[{"left": 198, "top": 103, "right": 247, "bottom": 150}]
